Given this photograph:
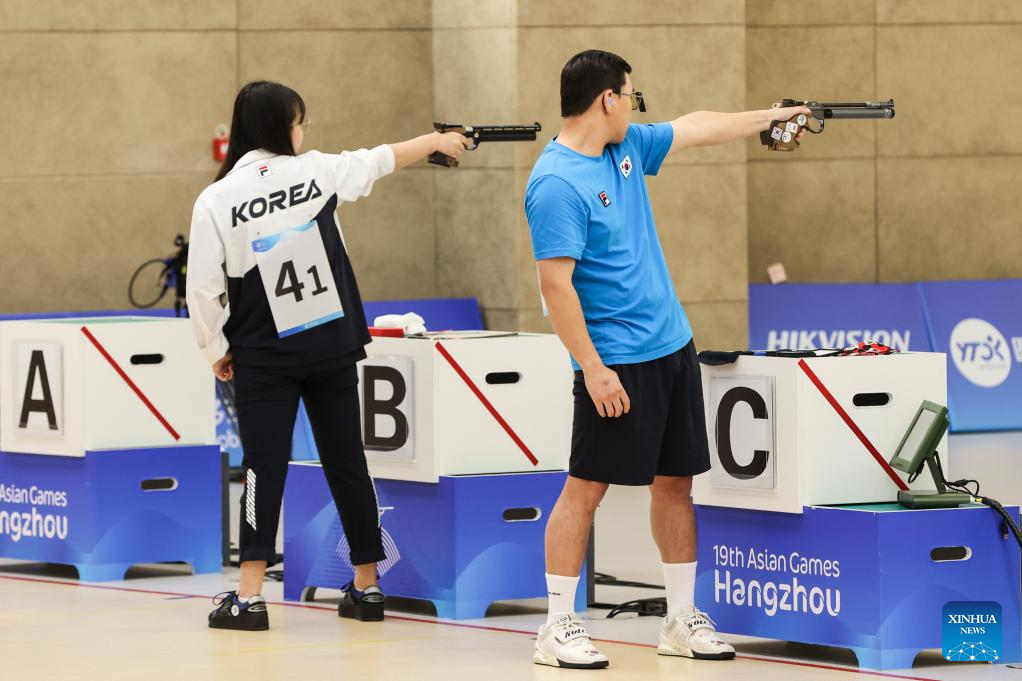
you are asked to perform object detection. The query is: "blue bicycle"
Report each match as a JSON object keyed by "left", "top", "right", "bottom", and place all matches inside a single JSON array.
[{"left": 128, "top": 234, "right": 189, "bottom": 316}]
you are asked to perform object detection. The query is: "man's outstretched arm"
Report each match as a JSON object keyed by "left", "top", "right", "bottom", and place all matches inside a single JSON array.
[{"left": 667, "top": 104, "right": 811, "bottom": 155}]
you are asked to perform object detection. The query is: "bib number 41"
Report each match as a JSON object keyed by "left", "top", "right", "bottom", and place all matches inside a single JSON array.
[
  {"left": 275, "top": 260, "right": 329, "bottom": 302},
  {"left": 252, "top": 220, "right": 345, "bottom": 338}
]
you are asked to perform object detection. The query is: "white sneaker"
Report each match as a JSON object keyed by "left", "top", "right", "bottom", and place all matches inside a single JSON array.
[
  {"left": 533, "top": 614, "right": 610, "bottom": 669},
  {"left": 658, "top": 606, "right": 735, "bottom": 660}
]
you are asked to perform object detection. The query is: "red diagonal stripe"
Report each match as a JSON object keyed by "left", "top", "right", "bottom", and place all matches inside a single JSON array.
[
  {"left": 797, "top": 359, "right": 907, "bottom": 491},
  {"left": 80, "top": 326, "right": 181, "bottom": 441},
  {"left": 434, "top": 341, "right": 538, "bottom": 466}
]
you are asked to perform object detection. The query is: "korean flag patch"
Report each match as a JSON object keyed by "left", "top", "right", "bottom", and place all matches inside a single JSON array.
[{"left": 619, "top": 155, "right": 632, "bottom": 178}]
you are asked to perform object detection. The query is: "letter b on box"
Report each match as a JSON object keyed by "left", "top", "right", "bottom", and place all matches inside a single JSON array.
[{"left": 359, "top": 356, "right": 415, "bottom": 462}]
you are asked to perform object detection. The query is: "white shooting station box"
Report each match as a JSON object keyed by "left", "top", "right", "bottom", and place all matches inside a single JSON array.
[
  {"left": 360, "top": 332, "right": 572, "bottom": 482},
  {"left": 0, "top": 317, "right": 215, "bottom": 457},
  {"left": 693, "top": 353, "right": 948, "bottom": 513}
]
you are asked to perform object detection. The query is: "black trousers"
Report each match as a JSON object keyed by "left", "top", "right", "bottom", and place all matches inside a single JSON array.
[{"left": 232, "top": 357, "right": 385, "bottom": 567}]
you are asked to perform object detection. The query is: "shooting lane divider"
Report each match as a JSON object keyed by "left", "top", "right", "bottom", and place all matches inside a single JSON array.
[
  {"left": 797, "top": 359, "right": 907, "bottom": 491},
  {"left": 80, "top": 325, "right": 181, "bottom": 441},
  {"left": 433, "top": 341, "right": 539, "bottom": 467}
]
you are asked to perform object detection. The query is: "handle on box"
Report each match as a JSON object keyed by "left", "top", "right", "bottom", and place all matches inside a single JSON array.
[
  {"left": 503, "top": 507, "right": 541, "bottom": 522},
  {"left": 130, "top": 354, "right": 165, "bottom": 365},
  {"left": 486, "top": 372, "right": 521, "bottom": 385},
  {"left": 140, "top": 477, "right": 178, "bottom": 492},
  {"left": 852, "top": 392, "right": 891, "bottom": 407},
  {"left": 931, "top": 546, "right": 971, "bottom": 562}
]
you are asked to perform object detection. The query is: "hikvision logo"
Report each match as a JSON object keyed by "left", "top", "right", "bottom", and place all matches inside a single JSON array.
[
  {"left": 766, "top": 330, "right": 910, "bottom": 351},
  {"left": 949, "top": 318, "right": 1013, "bottom": 388}
]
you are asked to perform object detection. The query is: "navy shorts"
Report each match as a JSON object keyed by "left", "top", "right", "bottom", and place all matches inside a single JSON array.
[{"left": 569, "top": 340, "right": 711, "bottom": 486}]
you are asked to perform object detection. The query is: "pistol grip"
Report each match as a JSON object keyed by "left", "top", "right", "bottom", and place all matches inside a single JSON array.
[
  {"left": 428, "top": 151, "right": 459, "bottom": 168},
  {"left": 762, "top": 112, "right": 815, "bottom": 152}
]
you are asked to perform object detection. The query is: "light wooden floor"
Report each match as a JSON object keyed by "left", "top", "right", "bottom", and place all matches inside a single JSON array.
[{"left": 0, "top": 563, "right": 1011, "bottom": 681}]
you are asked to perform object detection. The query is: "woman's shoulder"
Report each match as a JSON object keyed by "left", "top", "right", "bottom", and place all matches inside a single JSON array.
[
  {"left": 297, "top": 148, "right": 327, "bottom": 162},
  {"left": 194, "top": 177, "right": 227, "bottom": 206}
]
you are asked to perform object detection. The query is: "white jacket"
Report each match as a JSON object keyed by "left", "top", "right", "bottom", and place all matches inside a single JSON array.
[{"left": 186, "top": 145, "right": 395, "bottom": 366}]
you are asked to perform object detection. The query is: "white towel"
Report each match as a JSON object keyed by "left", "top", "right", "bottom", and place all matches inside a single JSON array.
[{"left": 373, "top": 312, "right": 427, "bottom": 335}]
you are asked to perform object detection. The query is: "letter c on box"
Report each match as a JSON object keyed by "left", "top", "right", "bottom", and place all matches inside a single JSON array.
[{"left": 716, "top": 387, "right": 769, "bottom": 480}]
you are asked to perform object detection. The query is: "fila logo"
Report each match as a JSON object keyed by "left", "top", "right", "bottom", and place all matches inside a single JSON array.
[
  {"left": 619, "top": 155, "right": 632, "bottom": 178},
  {"left": 230, "top": 179, "right": 322, "bottom": 228},
  {"left": 598, "top": 191, "right": 611, "bottom": 207},
  {"left": 257, "top": 164, "right": 272, "bottom": 177}
]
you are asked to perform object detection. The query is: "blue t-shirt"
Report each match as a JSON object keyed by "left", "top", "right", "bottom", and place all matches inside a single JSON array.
[{"left": 525, "top": 122, "right": 693, "bottom": 369}]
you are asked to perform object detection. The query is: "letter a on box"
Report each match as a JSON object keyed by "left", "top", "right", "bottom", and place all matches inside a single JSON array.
[{"left": 15, "top": 341, "right": 63, "bottom": 436}]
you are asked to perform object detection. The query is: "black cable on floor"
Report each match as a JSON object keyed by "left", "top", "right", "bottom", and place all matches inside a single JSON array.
[
  {"left": 591, "top": 572, "right": 667, "bottom": 618},
  {"left": 594, "top": 571, "right": 664, "bottom": 590},
  {"left": 604, "top": 597, "right": 667, "bottom": 619}
]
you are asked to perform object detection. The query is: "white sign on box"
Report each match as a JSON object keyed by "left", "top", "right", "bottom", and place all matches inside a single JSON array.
[
  {"left": 358, "top": 355, "right": 415, "bottom": 462},
  {"left": 13, "top": 341, "right": 64, "bottom": 437},
  {"left": 708, "top": 375, "right": 776, "bottom": 491}
]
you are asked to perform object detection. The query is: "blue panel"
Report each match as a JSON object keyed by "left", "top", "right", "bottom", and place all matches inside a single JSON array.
[
  {"left": 749, "top": 283, "right": 930, "bottom": 352},
  {"left": 0, "top": 446, "right": 222, "bottom": 581},
  {"left": 284, "top": 465, "right": 584, "bottom": 619},
  {"left": 695, "top": 504, "right": 1021, "bottom": 670},
  {"left": 918, "top": 280, "right": 1022, "bottom": 432}
]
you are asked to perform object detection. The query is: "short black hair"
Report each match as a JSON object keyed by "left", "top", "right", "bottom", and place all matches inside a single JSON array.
[
  {"left": 214, "top": 81, "right": 306, "bottom": 182},
  {"left": 560, "top": 50, "right": 632, "bottom": 117}
]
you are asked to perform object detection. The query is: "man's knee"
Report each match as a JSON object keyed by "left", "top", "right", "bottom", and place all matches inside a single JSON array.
[
  {"left": 561, "top": 476, "right": 609, "bottom": 513},
  {"left": 650, "top": 475, "right": 693, "bottom": 500}
]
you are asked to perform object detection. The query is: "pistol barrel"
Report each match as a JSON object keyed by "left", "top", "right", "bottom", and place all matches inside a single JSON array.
[
  {"left": 472, "top": 123, "right": 542, "bottom": 141},
  {"left": 822, "top": 106, "right": 895, "bottom": 120},
  {"left": 781, "top": 99, "right": 895, "bottom": 120},
  {"left": 428, "top": 122, "right": 542, "bottom": 167}
]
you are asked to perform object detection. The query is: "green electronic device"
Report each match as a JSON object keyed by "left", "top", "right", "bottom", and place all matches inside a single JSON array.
[{"left": 888, "top": 401, "right": 971, "bottom": 509}]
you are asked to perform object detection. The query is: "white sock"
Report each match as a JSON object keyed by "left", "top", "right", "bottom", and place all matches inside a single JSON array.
[
  {"left": 662, "top": 561, "right": 697, "bottom": 622},
  {"left": 545, "top": 573, "right": 579, "bottom": 624}
]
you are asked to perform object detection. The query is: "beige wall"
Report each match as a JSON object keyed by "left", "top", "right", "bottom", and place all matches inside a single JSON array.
[
  {"left": 0, "top": 0, "right": 434, "bottom": 313},
  {"left": 431, "top": 0, "right": 757, "bottom": 350},
  {"left": 747, "top": 0, "right": 1022, "bottom": 286},
  {"left": 3, "top": 1, "right": 1019, "bottom": 351}
]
